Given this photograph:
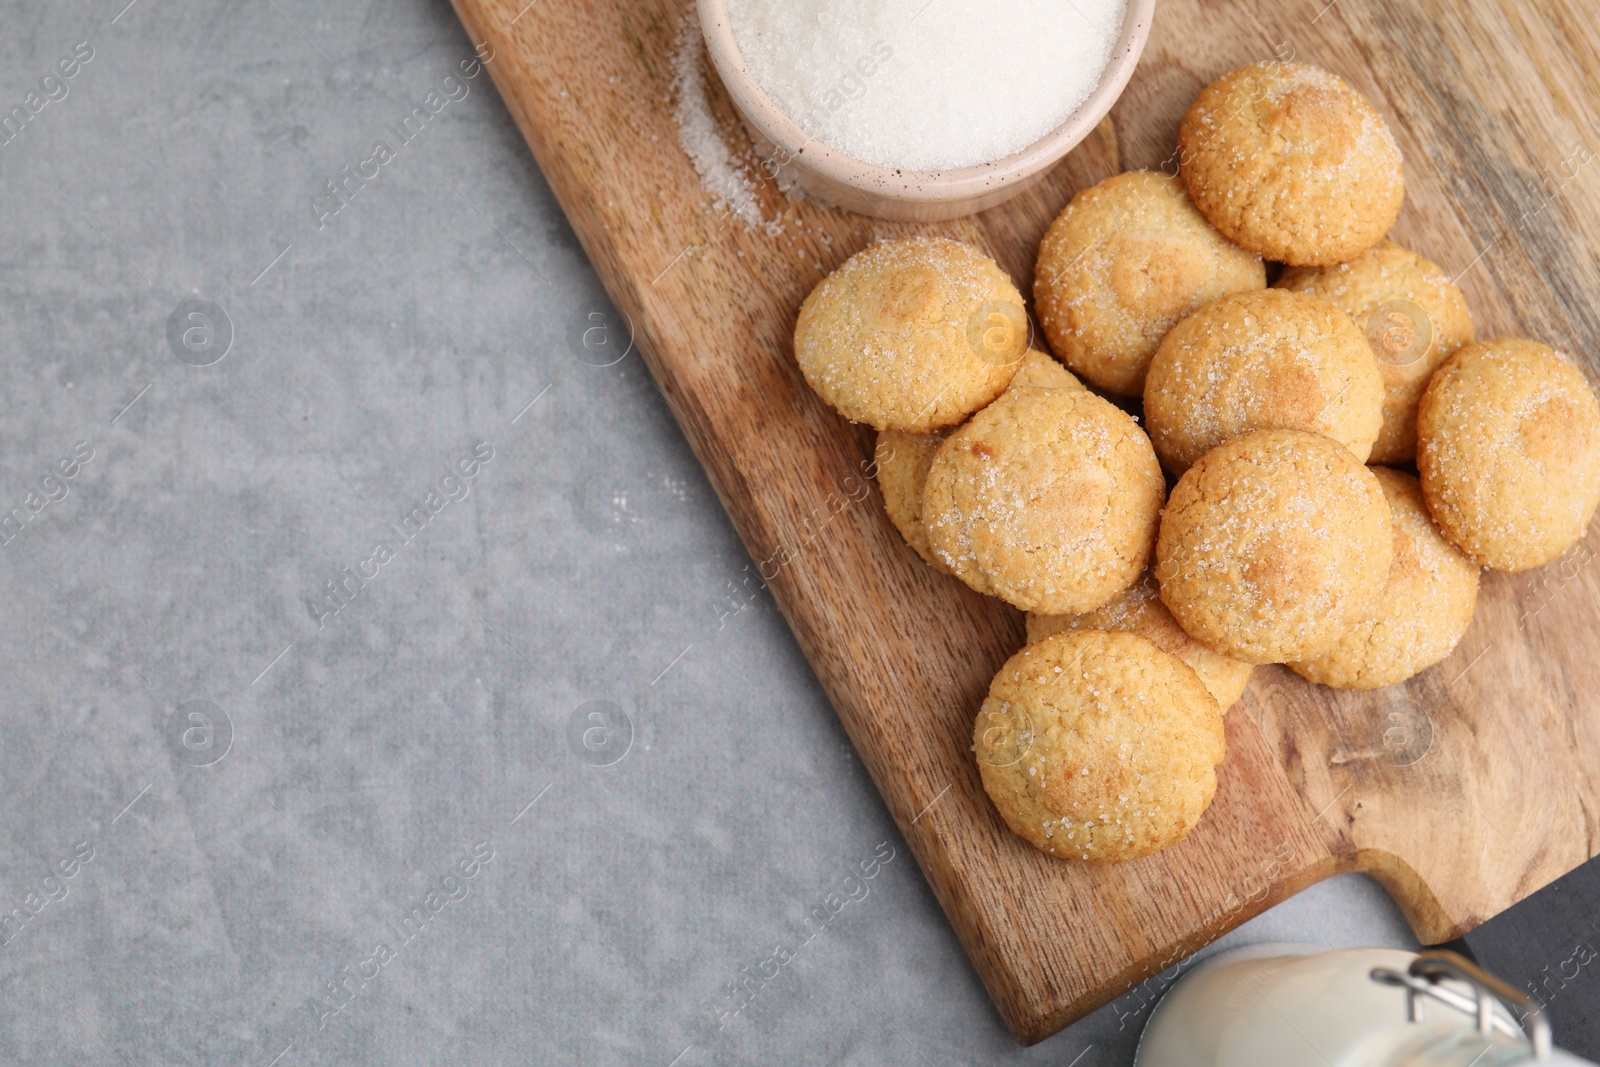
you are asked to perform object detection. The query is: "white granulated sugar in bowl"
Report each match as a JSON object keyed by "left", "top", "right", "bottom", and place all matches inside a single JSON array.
[{"left": 725, "top": 0, "right": 1128, "bottom": 172}]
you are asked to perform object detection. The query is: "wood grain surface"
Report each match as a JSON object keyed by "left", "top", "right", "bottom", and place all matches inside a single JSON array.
[{"left": 450, "top": 0, "right": 1600, "bottom": 1043}]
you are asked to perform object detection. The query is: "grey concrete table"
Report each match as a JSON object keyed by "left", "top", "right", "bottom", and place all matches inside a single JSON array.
[{"left": 0, "top": 0, "right": 1417, "bottom": 1063}]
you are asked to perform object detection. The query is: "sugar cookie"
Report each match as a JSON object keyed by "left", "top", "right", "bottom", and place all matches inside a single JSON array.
[
  {"left": 1005, "top": 347, "right": 1083, "bottom": 393},
  {"left": 925, "top": 387, "right": 1164, "bottom": 613},
  {"left": 1417, "top": 339, "right": 1600, "bottom": 571},
  {"left": 1143, "top": 289, "right": 1384, "bottom": 476},
  {"left": 1027, "top": 570, "right": 1253, "bottom": 709},
  {"left": 1179, "top": 62, "right": 1403, "bottom": 266},
  {"left": 975, "top": 630, "right": 1225, "bottom": 863},
  {"left": 1034, "top": 171, "right": 1265, "bottom": 396},
  {"left": 1156, "top": 429, "right": 1393, "bottom": 664},
  {"left": 875, "top": 351, "right": 1077, "bottom": 568},
  {"left": 874, "top": 427, "right": 951, "bottom": 572},
  {"left": 795, "top": 236, "right": 1027, "bottom": 432}
]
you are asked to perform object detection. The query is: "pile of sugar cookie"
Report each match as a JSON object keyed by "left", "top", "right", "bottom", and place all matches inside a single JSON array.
[{"left": 791, "top": 61, "right": 1600, "bottom": 864}]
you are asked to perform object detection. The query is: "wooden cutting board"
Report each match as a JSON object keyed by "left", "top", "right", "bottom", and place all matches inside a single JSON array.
[{"left": 451, "top": 0, "right": 1600, "bottom": 1043}]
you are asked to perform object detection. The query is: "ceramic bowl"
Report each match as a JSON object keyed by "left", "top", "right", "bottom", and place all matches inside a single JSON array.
[{"left": 697, "top": 0, "right": 1156, "bottom": 221}]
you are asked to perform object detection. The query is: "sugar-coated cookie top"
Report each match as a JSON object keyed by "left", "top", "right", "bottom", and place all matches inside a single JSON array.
[
  {"left": 1143, "top": 288, "right": 1384, "bottom": 476},
  {"left": 874, "top": 351, "right": 1079, "bottom": 570},
  {"left": 795, "top": 236, "right": 1025, "bottom": 432},
  {"left": 974, "top": 630, "right": 1225, "bottom": 863},
  {"left": 1035, "top": 171, "right": 1265, "bottom": 396},
  {"left": 1156, "top": 428, "right": 1393, "bottom": 664},
  {"left": 1027, "top": 570, "right": 1254, "bottom": 709},
  {"left": 1179, "top": 61, "right": 1403, "bottom": 266},
  {"left": 1417, "top": 339, "right": 1600, "bottom": 572},
  {"left": 924, "top": 386, "right": 1164, "bottom": 614}
]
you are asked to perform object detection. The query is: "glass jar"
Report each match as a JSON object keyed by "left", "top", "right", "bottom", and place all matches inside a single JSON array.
[{"left": 1135, "top": 944, "right": 1590, "bottom": 1067}]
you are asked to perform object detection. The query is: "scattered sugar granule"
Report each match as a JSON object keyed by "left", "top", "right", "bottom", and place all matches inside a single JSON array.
[
  {"left": 670, "top": 10, "right": 764, "bottom": 227},
  {"left": 725, "top": 0, "right": 1128, "bottom": 171}
]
